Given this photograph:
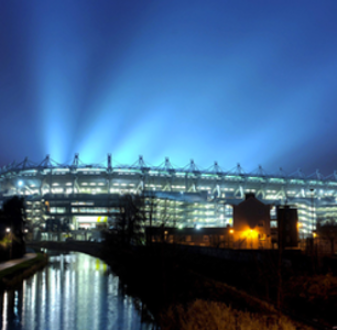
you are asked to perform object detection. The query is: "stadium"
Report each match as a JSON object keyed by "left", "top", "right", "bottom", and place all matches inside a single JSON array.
[{"left": 0, "top": 154, "right": 336, "bottom": 240}]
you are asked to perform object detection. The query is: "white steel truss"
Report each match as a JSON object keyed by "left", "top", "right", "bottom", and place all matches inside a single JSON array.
[{"left": 1, "top": 154, "right": 336, "bottom": 237}]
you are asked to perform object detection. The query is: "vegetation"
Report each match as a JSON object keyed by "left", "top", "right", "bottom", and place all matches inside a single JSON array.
[
  {"left": 0, "top": 253, "right": 45, "bottom": 280},
  {"left": 103, "top": 192, "right": 176, "bottom": 248},
  {"left": 316, "top": 218, "right": 337, "bottom": 255},
  {"left": 159, "top": 300, "right": 313, "bottom": 330},
  {"left": 284, "top": 272, "right": 337, "bottom": 325},
  {"left": 103, "top": 194, "right": 146, "bottom": 247},
  {"left": 0, "top": 253, "right": 47, "bottom": 288},
  {"left": 0, "top": 196, "right": 26, "bottom": 260},
  {"left": 287, "top": 273, "right": 337, "bottom": 303}
]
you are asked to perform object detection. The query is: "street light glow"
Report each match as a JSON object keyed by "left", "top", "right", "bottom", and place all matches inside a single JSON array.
[{"left": 6, "top": 228, "right": 10, "bottom": 233}]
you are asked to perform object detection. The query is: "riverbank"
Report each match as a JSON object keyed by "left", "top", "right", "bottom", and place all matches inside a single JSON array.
[
  {"left": 0, "top": 253, "right": 48, "bottom": 289},
  {"left": 28, "top": 241, "right": 318, "bottom": 329}
]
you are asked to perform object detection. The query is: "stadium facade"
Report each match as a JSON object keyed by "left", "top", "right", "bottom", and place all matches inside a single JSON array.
[{"left": 0, "top": 154, "right": 336, "bottom": 239}]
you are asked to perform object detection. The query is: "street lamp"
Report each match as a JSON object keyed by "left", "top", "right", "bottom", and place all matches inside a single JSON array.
[{"left": 6, "top": 228, "right": 12, "bottom": 260}]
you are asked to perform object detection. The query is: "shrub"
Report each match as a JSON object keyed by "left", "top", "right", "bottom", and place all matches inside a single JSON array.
[
  {"left": 286, "top": 273, "right": 337, "bottom": 303},
  {"left": 160, "top": 300, "right": 312, "bottom": 330}
]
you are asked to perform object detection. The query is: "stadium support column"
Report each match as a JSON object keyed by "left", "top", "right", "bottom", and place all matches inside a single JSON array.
[
  {"left": 73, "top": 153, "right": 79, "bottom": 167},
  {"left": 107, "top": 154, "right": 112, "bottom": 172}
]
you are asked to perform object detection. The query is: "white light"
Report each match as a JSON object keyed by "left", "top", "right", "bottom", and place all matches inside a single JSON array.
[
  {"left": 6, "top": 228, "right": 10, "bottom": 233},
  {"left": 196, "top": 225, "right": 201, "bottom": 230},
  {"left": 18, "top": 180, "right": 23, "bottom": 186}
]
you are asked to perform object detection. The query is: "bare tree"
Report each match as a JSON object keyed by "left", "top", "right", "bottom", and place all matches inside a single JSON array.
[
  {"left": 0, "top": 196, "right": 26, "bottom": 259},
  {"left": 143, "top": 193, "right": 176, "bottom": 244},
  {"left": 102, "top": 194, "right": 145, "bottom": 248},
  {"left": 105, "top": 191, "right": 180, "bottom": 248}
]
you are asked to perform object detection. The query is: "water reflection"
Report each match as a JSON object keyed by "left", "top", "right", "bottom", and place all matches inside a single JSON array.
[{"left": 0, "top": 252, "right": 155, "bottom": 330}]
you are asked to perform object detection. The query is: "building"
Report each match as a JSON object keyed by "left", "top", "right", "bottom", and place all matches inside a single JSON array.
[
  {"left": 276, "top": 206, "right": 298, "bottom": 248},
  {"left": 0, "top": 154, "right": 336, "bottom": 240},
  {"left": 232, "top": 194, "right": 271, "bottom": 249},
  {"left": 147, "top": 227, "right": 233, "bottom": 248}
]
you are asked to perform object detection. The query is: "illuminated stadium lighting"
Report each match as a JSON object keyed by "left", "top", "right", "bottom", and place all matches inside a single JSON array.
[{"left": 0, "top": 154, "right": 335, "bottom": 238}]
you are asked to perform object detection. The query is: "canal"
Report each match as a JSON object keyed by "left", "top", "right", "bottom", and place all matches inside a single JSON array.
[{"left": 0, "top": 251, "right": 156, "bottom": 330}]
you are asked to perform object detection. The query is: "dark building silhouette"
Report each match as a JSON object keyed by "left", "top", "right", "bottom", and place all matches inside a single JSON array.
[
  {"left": 276, "top": 206, "right": 298, "bottom": 248},
  {"left": 232, "top": 194, "right": 271, "bottom": 249}
]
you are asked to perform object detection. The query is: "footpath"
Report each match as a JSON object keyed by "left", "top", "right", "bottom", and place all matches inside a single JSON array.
[{"left": 0, "top": 253, "right": 37, "bottom": 272}]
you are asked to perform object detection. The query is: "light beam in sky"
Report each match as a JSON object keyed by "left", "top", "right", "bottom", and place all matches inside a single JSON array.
[{"left": 1, "top": 1, "right": 337, "bottom": 175}]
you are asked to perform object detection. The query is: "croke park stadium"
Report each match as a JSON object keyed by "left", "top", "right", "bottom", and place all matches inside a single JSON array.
[{"left": 0, "top": 154, "right": 336, "bottom": 239}]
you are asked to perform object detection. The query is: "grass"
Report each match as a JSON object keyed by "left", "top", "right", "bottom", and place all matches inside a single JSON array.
[
  {"left": 0, "top": 253, "right": 47, "bottom": 286},
  {"left": 159, "top": 300, "right": 315, "bottom": 330}
]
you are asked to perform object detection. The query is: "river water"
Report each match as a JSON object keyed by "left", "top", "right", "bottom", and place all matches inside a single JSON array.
[{"left": 0, "top": 251, "right": 156, "bottom": 330}]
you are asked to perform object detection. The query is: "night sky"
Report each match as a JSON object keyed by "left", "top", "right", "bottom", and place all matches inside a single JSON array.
[{"left": 1, "top": 1, "right": 337, "bottom": 176}]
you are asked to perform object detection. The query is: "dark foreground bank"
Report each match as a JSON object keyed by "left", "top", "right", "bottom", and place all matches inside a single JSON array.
[
  {"left": 27, "top": 241, "right": 322, "bottom": 330},
  {"left": 0, "top": 253, "right": 48, "bottom": 289}
]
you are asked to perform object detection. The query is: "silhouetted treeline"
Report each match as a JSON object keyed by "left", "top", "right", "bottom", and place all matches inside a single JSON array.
[
  {"left": 103, "top": 194, "right": 146, "bottom": 247},
  {"left": 0, "top": 196, "right": 26, "bottom": 260}
]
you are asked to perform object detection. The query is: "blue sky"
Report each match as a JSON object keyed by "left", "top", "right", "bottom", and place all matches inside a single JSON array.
[{"left": 1, "top": 1, "right": 337, "bottom": 176}]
